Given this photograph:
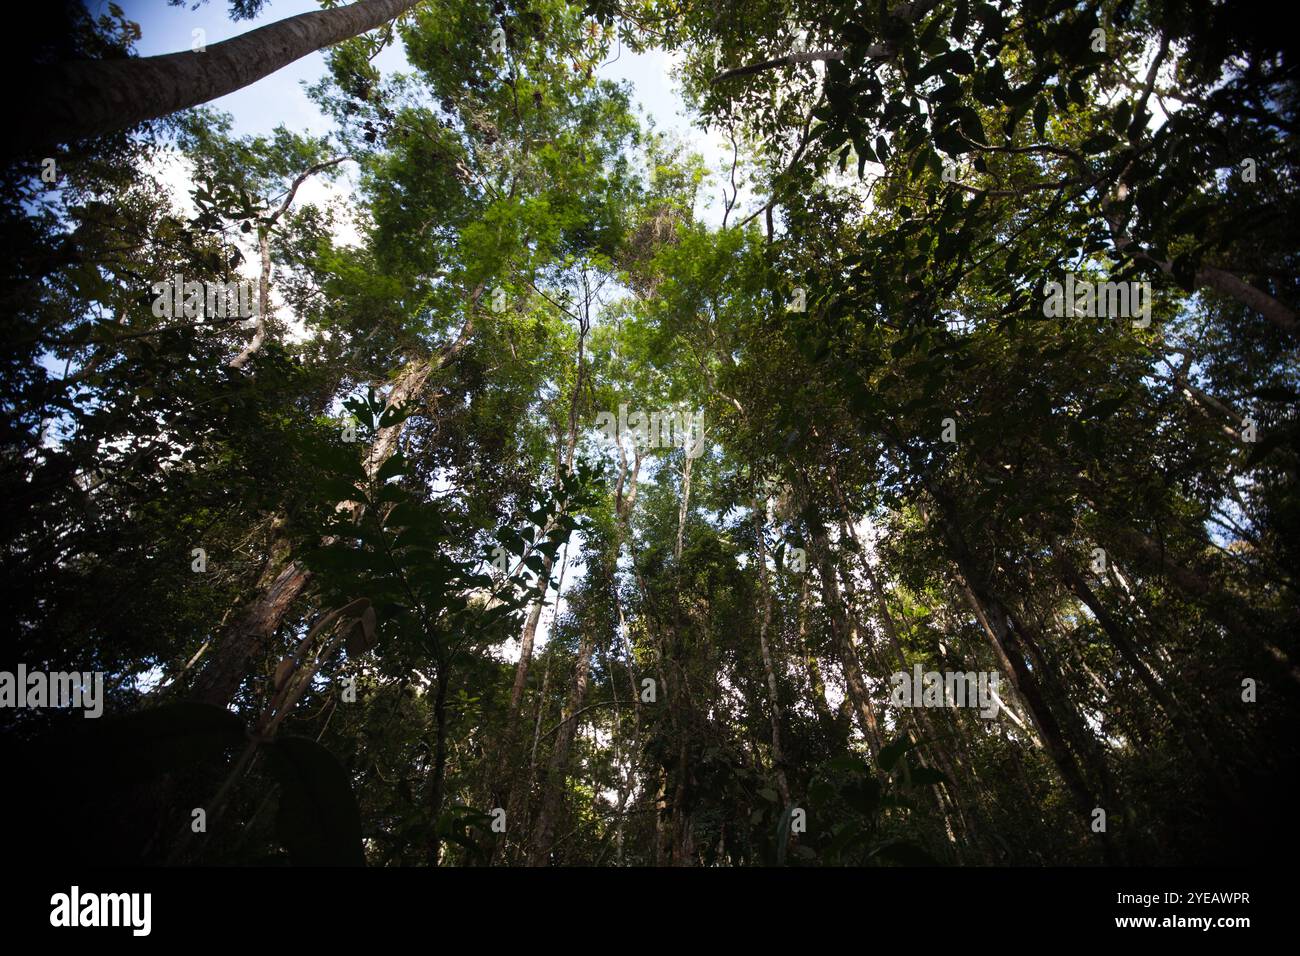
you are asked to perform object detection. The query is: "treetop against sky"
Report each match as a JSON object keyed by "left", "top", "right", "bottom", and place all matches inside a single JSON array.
[{"left": 0, "top": 0, "right": 1295, "bottom": 869}]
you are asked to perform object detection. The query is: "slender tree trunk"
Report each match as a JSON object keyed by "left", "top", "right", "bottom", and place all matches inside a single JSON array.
[
  {"left": 751, "top": 501, "right": 791, "bottom": 808},
  {"left": 806, "top": 516, "right": 883, "bottom": 759},
  {"left": 1058, "top": 551, "right": 1242, "bottom": 805},
  {"left": 671, "top": 732, "right": 696, "bottom": 866},
  {"left": 793, "top": 572, "right": 836, "bottom": 728},
  {"left": 912, "top": 475, "right": 1117, "bottom": 861},
  {"left": 505, "top": 557, "right": 554, "bottom": 714},
  {"left": 652, "top": 766, "right": 668, "bottom": 866},
  {"left": 827, "top": 478, "right": 978, "bottom": 858},
  {"left": 675, "top": 451, "right": 693, "bottom": 561},
  {"left": 426, "top": 667, "right": 451, "bottom": 866},
  {"left": 1105, "top": 523, "right": 1300, "bottom": 686},
  {"left": 1001, "top": 595, "right": 1122, "bottom": 837},
  {"left": 527, "top": 629, "right": 596, "bottom": 865},
  {"left": 490, "top": 306, "right": 590, "bottom": 852},
  {"left": 229, "top": 155, "right": 351, "bottom": 371},
  {"left": 511, "top": 292, "right": 601, "bottom": 864},
  {"left": 227, "top": 226, "right": 272, "bottom": 370},
  {"left": 953, "top": 569, "right": 1115, "bottom": 862}
]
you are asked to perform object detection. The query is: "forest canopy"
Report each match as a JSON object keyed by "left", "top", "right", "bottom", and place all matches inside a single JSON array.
[{"left": 0, "top": 0, "right": 1296, "bottom": 868}]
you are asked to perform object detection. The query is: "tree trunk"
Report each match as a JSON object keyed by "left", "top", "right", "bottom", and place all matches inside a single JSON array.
[
  {"left": 189, "top": 354, "right": 438, "bottom": 708},
  {"left": 489, "top": 304, "right": 590, "bottom": 849},
  {"left": 11, "top": 0, "right": 421, "bottom": 156},
  {"left": 426, "top": 668, "right": 451, "bottom": 866},
  {"left": 751, "top": 501, "right": 791, "bottom": 808},
  {"left": 189, "top": 538, "right": 311, "bottom": 707},
  {"left": 792, "top": 573, "right": 836, "bottom": 729},
  {"left": 1105, "top": 523, "right": 1300, "bottom": 687},
  {"left": 806, "top": 516, "right": 883, "bottom": 759},
  {"left": 675, "top": 451, "right": 693, "bottom": 561},
  {"left": 827, "top": 480, "right": 978, "bottom": 858},
  {"left": 527, "top": 629, "right": 596, "bottom": 865},
  {"left": 1058, "top": 550, "right": 1242, "bottom": 806},
  {"left": 913, "top": 476, "right": 1117, "bottom": 861}
]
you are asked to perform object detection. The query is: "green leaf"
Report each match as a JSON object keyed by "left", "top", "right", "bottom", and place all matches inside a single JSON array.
[
  {"left": 320, "top": 476, "right": 363, "bottom": 504},
  {"left": 265, "top": 736, "right": 366, "bottom": 866},
  {"left": 1112, "top": 101, "right": 1132, "bottom": 133},
  {"left": 955, "top": 106, "right": 987, "bottom": 145},
  {"left": 375, "top": 453, "right": 406, "bottom": 483},
  {"left": 908, "top": 766, "right": 950, "bottom": 787},
  {"left": 826, "top": 754, "right": 872, "bottom": 775},
  {"left": 1251, "top": 386, "right": 1297, "bottom": 403},
  {"left": 775, "top": 807, "right": 794, "bottom": 866},
  {"left": 1080, "top": 132, "right": 1117, "bottom": 154},
  {"left": 86, "top": 702, "right": 245, "bottom": 778},
  {"left": 973, "top": 3, "right": 1003, "bottom": 39},
  {"left": 952, "top": 0, "right": 969, "bottom": 39},
  {"left": 873, "top": 840, "right": 939, "bottom": 866},
  {"left": 377, "top": 400, "right": 415, "bottom": 429},
  {"left": 345, "top": 604, "right": 379, "bottom": 655},
  {"left": 1086, "top": 396, "right": 1126, "bottom": 421},
  {"left": 878, "top": 735, "right": 919, "bottom": 772},
  {"left": 1246, "top": 423, "right": 1293, "bottom": 467},
  {"left": 824, "top": 822, "right": 867, "bottom": 859},
  {"left": 841, "top": 776, "right": 882, "bottom": 816},
  {"left": 1032, "top": 97, "right": 1049, "bottom": 139}
]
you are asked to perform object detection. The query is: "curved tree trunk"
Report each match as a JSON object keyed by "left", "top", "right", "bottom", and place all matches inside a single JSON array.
[{"left": 11, "top": 0, "right": 420, "bottom": 156}]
